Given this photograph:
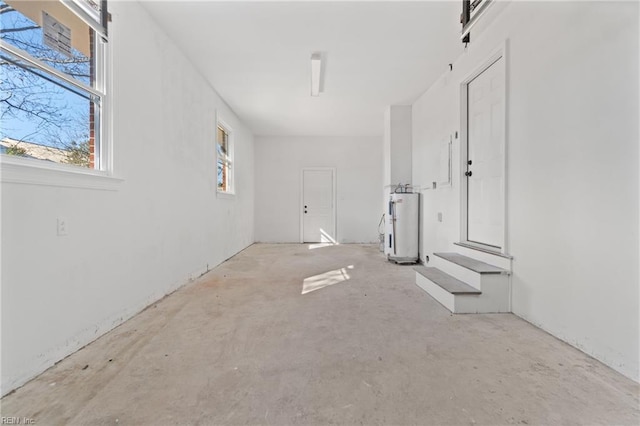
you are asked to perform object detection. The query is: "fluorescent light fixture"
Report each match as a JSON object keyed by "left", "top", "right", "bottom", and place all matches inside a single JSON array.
[{"left": 310, "top": 52, "right": 322, "bottom": 97}]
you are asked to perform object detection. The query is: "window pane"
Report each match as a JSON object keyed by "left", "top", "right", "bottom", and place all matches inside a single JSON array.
[
  {"left": 0, "top": 49, "right": 97, "bottom": 168},
  {"left": 217, "top": 159, "right": 227, "bottom": 191},
  {"left": 217, "top": 126, "right": 227, "bottom": 156},
  {"left": 1, "top": 0, "right": 93, "bottom": 86},
  {"left": 216, "top": 125, "right": 231, "bottom": 192}
]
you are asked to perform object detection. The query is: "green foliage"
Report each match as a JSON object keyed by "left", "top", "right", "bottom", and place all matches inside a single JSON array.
[
  {"left": 6, "top": 145, "right": 27, "bottom": 156},
  {"left": 64, "top": 141, "right": 90, "bottom": 167}
]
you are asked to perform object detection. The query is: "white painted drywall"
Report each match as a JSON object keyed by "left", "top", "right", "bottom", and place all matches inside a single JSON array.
[
  {"left": 412, "top": 1, "right": 639, "bottom": 380},
  {"left": 387, "top": 106, "right": 413, "bottom": 187},
  {"left": 254, "top": 136, "right": 382, "bottom": 244},
  {"left": 141, "top": 2, "right": 464, "bottom": 137},
  {"left": 383, "top": 105, "right": 413, "bottom": 220},
  {"left": 0, "top": 1, "right": 254, "bottom": 395},
  {"left": 383, "top": 108, "right": 392, "bottom": 189}
]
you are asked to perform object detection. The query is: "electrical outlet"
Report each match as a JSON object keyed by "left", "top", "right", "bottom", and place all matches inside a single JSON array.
[{"left": 57, "top": 218, "right": 68, "bottom": 236}]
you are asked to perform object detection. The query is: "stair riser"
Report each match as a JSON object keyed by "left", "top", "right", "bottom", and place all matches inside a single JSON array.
[
  {"left": 415, "top": 272, "right": 511, "bottom": 314},
  {"left": 454, "top": 275, "right": 510, "bottom": 313},
  {"left": 453, "top": 245, "right": 512, "bottom": 271},
  {"left": 415, "top": 273, "right": 455, "bottom": 312},
  {"left": 430, "top": 256, "right": 481, "bottom": 290}
]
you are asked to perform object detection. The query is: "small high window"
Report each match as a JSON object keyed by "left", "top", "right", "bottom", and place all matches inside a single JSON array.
[{"left": 216, "top": 123, "right": 233, "bottom": 193}]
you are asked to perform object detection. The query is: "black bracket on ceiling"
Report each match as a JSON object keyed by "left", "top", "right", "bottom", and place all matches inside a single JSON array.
[
  {"left": 461, "top": 0, "right": 471, "bottom": 44},
  {"left": 461, "top": 0, "right": 494, "bottom": 46},
  {"left": 101, "top": 0, "right": 109, "bottom": 38}
]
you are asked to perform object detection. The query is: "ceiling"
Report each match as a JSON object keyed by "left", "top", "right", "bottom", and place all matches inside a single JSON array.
[{"left": 141, "top": 1, "right": 464, "bottom": 137}]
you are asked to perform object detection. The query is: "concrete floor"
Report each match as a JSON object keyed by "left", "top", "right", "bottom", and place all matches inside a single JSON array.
[{"left": 2, "top": 243, "right": 639, "bottom": 425}]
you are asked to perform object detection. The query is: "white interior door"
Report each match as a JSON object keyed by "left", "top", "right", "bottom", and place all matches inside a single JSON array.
[
  {"left": 302, "top": 169, "right": 335, "bottom": 243},
  {"left": 466, "top": 56, "right": 505, "bottom": 249}
]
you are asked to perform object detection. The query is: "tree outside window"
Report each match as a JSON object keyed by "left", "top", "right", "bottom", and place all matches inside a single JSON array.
[
  {"left": 217, "top": 124, "right": 233, "bottom": 193},
  {"left": 0, "top": 0, "right": 107, "bottom": 169}
]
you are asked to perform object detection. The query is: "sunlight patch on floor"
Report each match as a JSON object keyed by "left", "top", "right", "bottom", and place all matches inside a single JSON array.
[
  {"left": 308, "top": 243, "right": 334, "bottom": 250},
  {"left": 320, "top": 229, "right": 337, "bottom": 243},
  {"left": 308, "top": 228, "right": 339, "bottom": 250},
  {"left": 302, "top": 265, "right": 354, "bottom": 295}
]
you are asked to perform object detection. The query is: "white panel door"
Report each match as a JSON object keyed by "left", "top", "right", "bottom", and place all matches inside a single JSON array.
[
  {"left": 302, "top": 169, "right": 335, "bottom": 243},
  {"left": 466, "top": 56, "right": 505, "bottom": 249}
]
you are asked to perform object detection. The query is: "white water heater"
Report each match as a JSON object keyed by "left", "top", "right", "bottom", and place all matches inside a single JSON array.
[{"left": 385, "top": 192, "right": 419, "bottom": 264}]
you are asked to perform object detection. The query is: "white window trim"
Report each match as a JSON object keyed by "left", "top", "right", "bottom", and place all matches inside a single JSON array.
[
  {"left": 61, "top": 0, "right": 105, "bottom": 39},
  {"left": 0, "top": 154, "right": 122, "bottom": 190},
  {"left": 0, "top": 41, "right": 101, "bottom": 98},
  {"left": 216, "top": 115, "right": 235, "bottom": 197},
  {"left": 0, "top": 0, "right": 118, "bottom": 190}
]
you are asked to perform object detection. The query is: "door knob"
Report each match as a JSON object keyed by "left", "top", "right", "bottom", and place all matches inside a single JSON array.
[{"left": 465, "top": 171, "right": 473, "bottom": 177}]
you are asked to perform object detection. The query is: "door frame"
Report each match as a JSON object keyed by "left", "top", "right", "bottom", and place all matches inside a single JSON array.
[
  {"left": 299, "top": 167, "right": 337, "bottom": 243},
  {"left": 459, "top": 41, "right": 509, "bottom": 254}
]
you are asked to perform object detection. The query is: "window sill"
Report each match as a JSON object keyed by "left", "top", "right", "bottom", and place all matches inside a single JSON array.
[
  {"left": 216, "top": 190, "right": 235, "bottom": 199},
  {"left": 0, "top": 155, "right": 123, "bottom": 191}
]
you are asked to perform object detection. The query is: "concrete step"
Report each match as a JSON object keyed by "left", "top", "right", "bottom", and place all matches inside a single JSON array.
[
  {"left": 431, "top": 252, "right": 508, "bottom": 290},
  {"left": 414, "top": 266, "right": 480, "bottom": 294},
  {"left": 414, "top": 266, "right": 478, "bottom": 313},
  {"left": 433, "top": 253, "right": 508, "bottom": 274},
  {"left": 414, "top": 265, "right": 510, "bottom": 314},
  {"left": 453, "top": 242, "right": 512, "bottom": 271}
]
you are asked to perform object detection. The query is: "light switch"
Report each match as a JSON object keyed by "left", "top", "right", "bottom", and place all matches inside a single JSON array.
[{"left": 437, "top": 212, "right": 443, "bottom": 222}]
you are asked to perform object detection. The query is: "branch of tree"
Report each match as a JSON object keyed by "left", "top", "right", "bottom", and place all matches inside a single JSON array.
[
  {"left": 0, "top": 4, "right": 15, "bottom": 14},
  {"left": 0, "top": 26, "right": 40, "bottom": 34}
]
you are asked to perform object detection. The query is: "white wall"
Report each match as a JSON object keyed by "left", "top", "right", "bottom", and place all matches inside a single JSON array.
[
  {"left": 0, "top": 1, "right": 254, "bottom": 395},
  {"left": 412, "top": 1, "right": 639, "bottom": 380},
  {"left": 387, "top": 106, "right": 413, "bottom": 187},
  {"left": 255, "top": 136, "right": 382, "bottom": 244},
  {"left": 382, "top": 105, "right": 413, "bottom": 214}
]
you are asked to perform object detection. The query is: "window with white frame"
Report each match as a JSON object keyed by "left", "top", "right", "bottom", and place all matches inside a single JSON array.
[
  {"left": 0, "top": 0, "right": 109, "bottom": 170},
  {"left": 216, "top": 122, "right": 233, "bottom": 193}
]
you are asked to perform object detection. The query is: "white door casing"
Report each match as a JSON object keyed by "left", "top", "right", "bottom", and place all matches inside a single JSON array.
[
  {"left": 461, "top": 48, "right": 507, "bottom": 252},
  {"left": 301, "top": 168, "right": 336, "bottom": 243}
]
